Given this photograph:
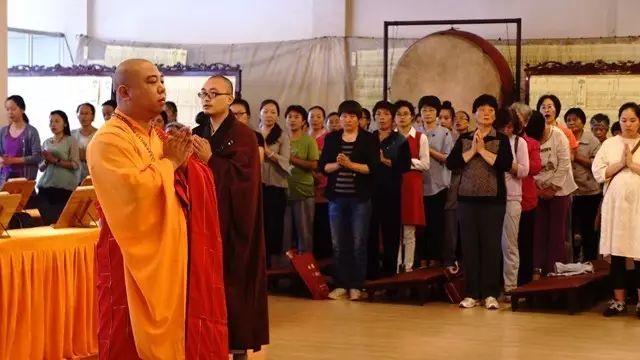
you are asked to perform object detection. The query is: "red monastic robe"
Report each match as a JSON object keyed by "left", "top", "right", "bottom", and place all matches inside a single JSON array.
[{"left": 91, "top": 113, "right": 228, "bottom": 359}]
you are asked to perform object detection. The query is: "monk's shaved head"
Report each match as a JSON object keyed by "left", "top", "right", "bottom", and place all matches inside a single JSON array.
[
  {"left": 114, "top": 58, "right": 155, "bottom": 88},
  {"left": 208, "top": 75, "right": 233, "bottom": 94},
  {"left": 113, "top": 58, "right": 166, "bottom": 121}
]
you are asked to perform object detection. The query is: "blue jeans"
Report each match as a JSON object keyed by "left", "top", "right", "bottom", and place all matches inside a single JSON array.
[{"left": 329, "top": 197, "right": 372, "bottom": 289}]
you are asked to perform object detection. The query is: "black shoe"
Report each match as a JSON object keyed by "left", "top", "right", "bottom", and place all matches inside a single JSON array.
[{"left": 603, "top": 300, "right": 627, "bottom": 317}]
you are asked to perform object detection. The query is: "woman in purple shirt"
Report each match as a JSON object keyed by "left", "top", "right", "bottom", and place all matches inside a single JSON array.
[{"left": 0, "top": 95, "right": 42, "bottom": 185}]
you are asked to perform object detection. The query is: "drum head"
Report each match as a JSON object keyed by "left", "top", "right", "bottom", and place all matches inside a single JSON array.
[{"left": 390, "top": 30, "right": 514, "bottom": 117}]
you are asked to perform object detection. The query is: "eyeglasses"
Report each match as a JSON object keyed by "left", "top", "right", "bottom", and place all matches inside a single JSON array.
[
  {"left": 197, "top": 91, "right": 231, "bottom": 99},
  {"left": 232, "top": 111, "right": 247, "bottom": 117},
  {"left": 396, "top": 112, "right": 412, "bottom": 117}
]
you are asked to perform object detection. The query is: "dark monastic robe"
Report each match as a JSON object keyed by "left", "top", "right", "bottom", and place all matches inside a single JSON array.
[{"left": 193, "top": 112, "right": 269, "bottom": 352}]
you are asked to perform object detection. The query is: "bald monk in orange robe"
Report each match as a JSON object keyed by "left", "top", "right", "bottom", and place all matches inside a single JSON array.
[{"left": 88, "top": 59, "right": 228, "bottom": 359}]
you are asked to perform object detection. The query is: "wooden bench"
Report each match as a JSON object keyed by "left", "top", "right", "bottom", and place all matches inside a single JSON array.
[
  {"left": 363, "top": 267, "right": 447, "bottom": 305},
  {"left": 510, "top": 260, "right": 610, "bottom": 314}
]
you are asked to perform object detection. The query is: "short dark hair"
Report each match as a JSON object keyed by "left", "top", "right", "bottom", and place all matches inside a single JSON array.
[
  {"left": 159, "top": 110, "right": 168, "bottom": 126},
  {"left": 338, "top": 100, "right": 363, "bottom": 118},
  {"left": 456, "top": 110, "right": 470, "bottom": 122},
  {"left": 536, "top": 94, "right": 562, "bottom": 117},
  {"left": 418, "top": 95, "right": 442, "bottom": 114},
  {"left": 102, "top": 99, "right": 117, "bottom": 108},
  {"left": 77, "top": 102, "right": 96, "bottom": 115},
  {"left": 564, "top": 107, "right": 586, "bottom": 124},
  {"left": 372, "top": 100, "right": 393, "bottom": 116},
  {"left": 285, "top": 105, "right": 308, "bottom": 121},
  {"left": 326, "top": 112, "right": 339, "bottom": 121},
  {"left": 393, "top": 100, "right": 416, "bottom": 118},
  {"left": 440, "top": 100, "right": 455, "bottom": 117},
  {"left": 165, "top": 101, "right": 177, "bottom": 114},
  {"left": 50, "top": 110, "right": 71, "bottom": 136},
  {"left": 260, "top": 99, "right": 280, "bottom": 116},
  {"left": 362, "top": 108, "right": 371, "bottom": 120},
  {"left": 525, "top": 110, "right": 546, "bottom": 141},
  {"left": 231, "top": 98, "right": 251, "bottom": 116},
  {"left": 494, "top": 107, "right": 522, "bottom": 134},
  {"left": 472, "top": 94, "right": 498, "bottom": 114},
  {"left": 611, "top": 121, "right": 621, "bottom": 135},
  {"left": 590, "top": 113, "right": 610, "bottom": 129},
  {"left": 618, "top": 102, "right": 640, "bottom": 119},
  {"left": 308, "top": 105, "right": 326, "bottom": 119}
]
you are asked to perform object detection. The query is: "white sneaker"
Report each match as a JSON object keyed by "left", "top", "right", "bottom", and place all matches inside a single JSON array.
[
  {"left": 328, "top": 288, "right": 347, "bottom": 300},
  {"left": 485, "top": 296, "right": 500, "bottom": 310},
  {"left": 349, "top": 289, "right": 363, "bottom": 301},
  {"left": 459, "top": 297, "right": 479, "bottom": 308}
]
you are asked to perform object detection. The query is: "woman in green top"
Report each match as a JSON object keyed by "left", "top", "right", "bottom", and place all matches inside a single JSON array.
[
  {"left": 284, "top": 105, "right": 319, "bottom": 257},
  {"left": 38, "top": 110, "right": 80, "bottom": 225}
]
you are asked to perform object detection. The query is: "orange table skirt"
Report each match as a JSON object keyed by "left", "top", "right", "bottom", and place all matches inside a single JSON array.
[{"left": 0, "top": 226, "right": 99, "bottom": 359}]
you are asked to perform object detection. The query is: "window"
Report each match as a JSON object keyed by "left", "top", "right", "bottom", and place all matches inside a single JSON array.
[
  {"left": 7, "top": 30, "right": 72, "bottom": 67},
  {"left": 8, "top": 31, "right": 29, "bottom": 67}
]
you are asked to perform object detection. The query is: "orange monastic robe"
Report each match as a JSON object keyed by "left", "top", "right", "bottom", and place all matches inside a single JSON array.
[{"left": 88, "top": 111, "right": 188, "bottom": 359}]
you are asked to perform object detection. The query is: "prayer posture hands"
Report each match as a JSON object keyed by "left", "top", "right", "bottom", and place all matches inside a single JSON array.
[
  {"left": 42, "top": 150, "right": 57, "bottom": 164},
  {"left": 336, "top": 153, "right": 352, "bottom": 169},
  {"left": 164, "top": 127, "right": 192, "bottom": 169},
  {"left": 192, "top": 136, "right": 213, "bottom": 163},
  {"left": 624, "top": 144, "right": 633, "bottom": 167},
  {"left": 475, "top": 131, "right": 485, "bottom": 155}
]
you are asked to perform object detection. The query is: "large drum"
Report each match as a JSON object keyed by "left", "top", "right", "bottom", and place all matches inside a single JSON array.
[{"left": 390, "top": 30, "right": 514, "bottom": 117}]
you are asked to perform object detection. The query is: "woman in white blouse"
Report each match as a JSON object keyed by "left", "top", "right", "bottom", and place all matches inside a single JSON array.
[{"left": 592, "top": 102, "right": 640, "bottom": 317}]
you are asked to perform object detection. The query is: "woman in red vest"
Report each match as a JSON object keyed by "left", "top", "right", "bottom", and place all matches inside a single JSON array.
[{"left": 394, "top": 100, "right": 430, "bottom": 273}]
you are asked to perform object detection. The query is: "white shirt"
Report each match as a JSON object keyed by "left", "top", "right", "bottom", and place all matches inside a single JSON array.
[
  {"left": 505, "top": 134, "right": 530, "bottom": 202},
  {"left": 399, "top": 126, "right": 430, "bottom": 172},
  {"left": 535, "top": 127, "right": 578, "bottom": 196}
]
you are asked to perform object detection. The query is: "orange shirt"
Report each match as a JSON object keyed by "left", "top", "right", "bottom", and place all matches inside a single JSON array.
[
  {"left": 87, "top": 111, "right": 187, "bottom": 359},
  {"left": 557, "top": 123, "right": 578, "bottom": 150}
]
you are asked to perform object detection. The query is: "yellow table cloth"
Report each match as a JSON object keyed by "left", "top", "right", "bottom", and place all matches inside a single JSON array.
[{"left": 0, "top": 226, "right": 99, "bottom": 359}]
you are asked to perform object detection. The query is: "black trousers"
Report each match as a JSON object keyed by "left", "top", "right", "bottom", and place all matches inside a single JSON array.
[
  {"left": 419, "top": 189, "right": 448, "bottom": 264},
  {"left": 262, "top": 185, "right": 287, "bottom": 266},
  {"left": 458, "top": 201, "right": 505, "bottom": 299},
  {"left": 611, "top": 256, "right": 640, "bottom": 291},
  {"left": 37, "top": 187, "right": 73, "bottom": 226},
  {"left": 517, "top": 209, "right": 536, "bottom": 286},
  {"left": 367, "top": 184, "right": 402, "bottom": 279},
  {"left": 572, "top": 194, "right": 602, "bottom": 261},
  {"left": 312, "top": 202, "right": 332, "bottom": 260}
]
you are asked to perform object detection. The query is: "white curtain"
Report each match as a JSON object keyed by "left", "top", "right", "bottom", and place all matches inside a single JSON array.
[
  {"left": 83, "top": 37, "right": 351, "bottom": 128},
  {"left": 78, "top": 35, "right": 640, "bottom": 125}
]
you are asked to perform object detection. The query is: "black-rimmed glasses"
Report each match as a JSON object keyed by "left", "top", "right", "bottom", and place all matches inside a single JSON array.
[{"left": 197, "top": 91, "right": 231, "bottom": 99}]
